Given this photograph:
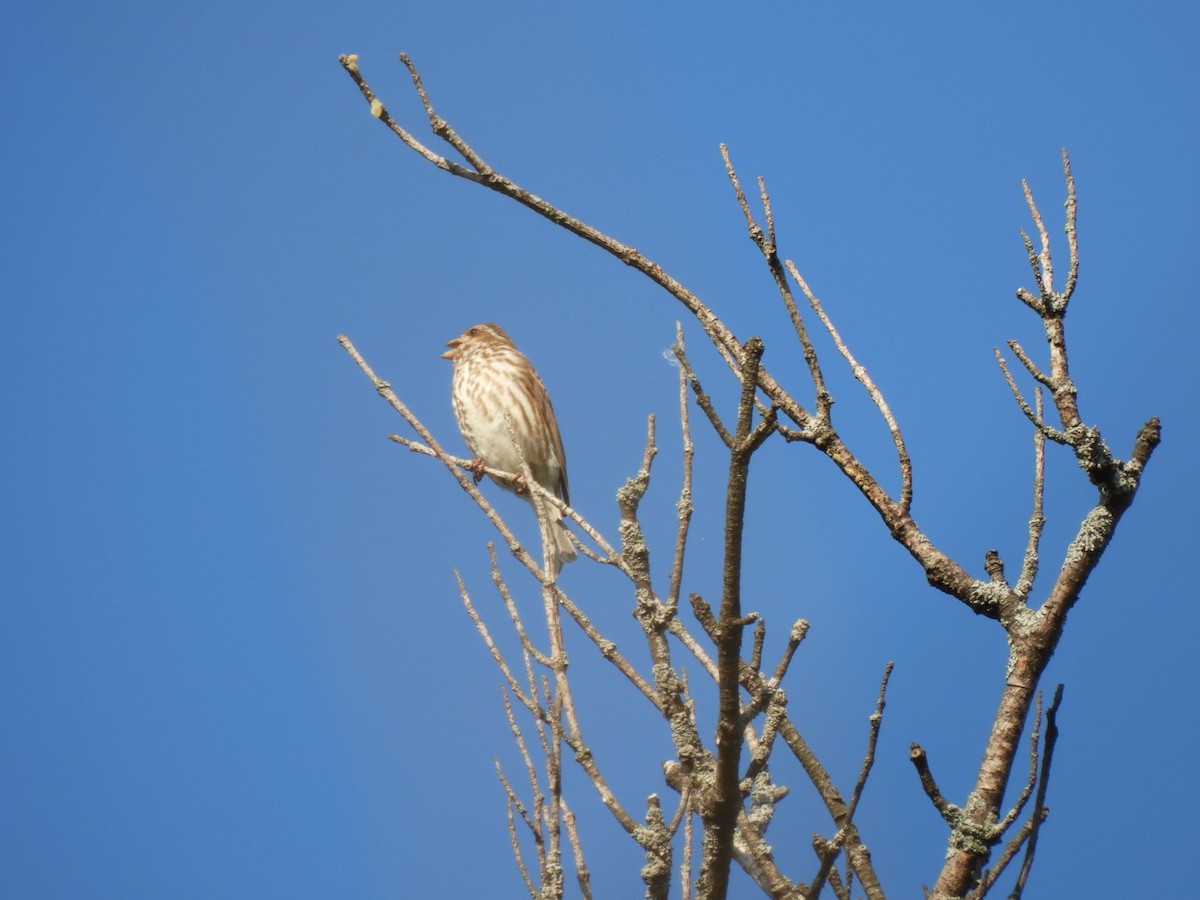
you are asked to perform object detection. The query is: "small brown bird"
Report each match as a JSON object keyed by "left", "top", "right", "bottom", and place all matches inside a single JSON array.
[{"left": 442, "top": 323, "right": 577, "bottom": 573}]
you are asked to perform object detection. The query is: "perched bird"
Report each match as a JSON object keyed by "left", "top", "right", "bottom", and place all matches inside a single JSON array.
[{"left": 442, "top": 323, "right": 577, "bottom": 573}]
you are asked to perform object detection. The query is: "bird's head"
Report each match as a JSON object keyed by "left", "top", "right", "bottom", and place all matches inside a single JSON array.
[{"left": 442, "top": 322, "right": 513, "bottom": 360}]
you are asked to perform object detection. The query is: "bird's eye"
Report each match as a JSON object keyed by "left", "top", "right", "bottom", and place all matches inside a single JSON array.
[{"left": 467, "top": 327, "right": 478, "bottom": 336}]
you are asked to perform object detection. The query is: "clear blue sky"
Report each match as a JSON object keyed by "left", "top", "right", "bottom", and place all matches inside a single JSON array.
[{"left": 3, "top": 2, "right": 1197, "bottom": 897}]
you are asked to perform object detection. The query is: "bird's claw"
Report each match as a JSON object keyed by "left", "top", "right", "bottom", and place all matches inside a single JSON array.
[{"left": 467, "top": 458, "right": 487, "bottom": 484}]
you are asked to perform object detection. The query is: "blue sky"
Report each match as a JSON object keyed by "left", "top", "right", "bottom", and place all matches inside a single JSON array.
[{"left": 3, "top": 2, "right": 1197, "bottom": 897}]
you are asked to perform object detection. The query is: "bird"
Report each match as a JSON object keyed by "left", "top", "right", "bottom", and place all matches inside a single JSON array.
[{"left": 442, "top": 323, "right": 577, "bottom": 574}]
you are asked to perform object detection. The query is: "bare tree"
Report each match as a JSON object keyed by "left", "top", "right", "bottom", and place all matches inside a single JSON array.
[{"left": 336, "top": 53, "right": 1161, "bottom": 900}]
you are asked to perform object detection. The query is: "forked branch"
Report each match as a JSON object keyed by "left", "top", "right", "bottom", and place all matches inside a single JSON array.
[
  {"left": 340, "top": 54, "right": 1159, "bottom": 900},
  {"left": 337, "top": 52, "right": 996, "bottom": 618}
]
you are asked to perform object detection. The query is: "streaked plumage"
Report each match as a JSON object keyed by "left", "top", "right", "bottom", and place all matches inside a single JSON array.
[{"left": 442, "top": 323, "right": 576, "bottom": 573}]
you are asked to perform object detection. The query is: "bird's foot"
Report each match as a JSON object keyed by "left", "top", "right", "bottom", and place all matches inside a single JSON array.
[{"left": 467, "top": 458, "right": 487, "bottom": 484}]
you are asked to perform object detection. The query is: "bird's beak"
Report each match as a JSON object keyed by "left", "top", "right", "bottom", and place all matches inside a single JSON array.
[{"left": 441, "top": 338, "right": 462, "bottom": 360}]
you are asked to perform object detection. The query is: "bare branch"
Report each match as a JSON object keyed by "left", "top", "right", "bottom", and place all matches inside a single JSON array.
[
  {"left": 398, "top": 52, "right": 494, "bottom": 174},
  {"left": 558, "top": 588, "right": 659, "bottom": 705},
  {"left": 701, "top": 337, "right": 777, "bottom": 898},
  {"left": 338, "top": 59, "right": 1161, "bottom": 899},
  {"left": 1014, "top": 285, "right": 1044, "bottom": 315},
  {"left": 768, "top": 718, "right": 883, "bottom": 898},
  {"left": 825, "top": 867, "right": 851, "bottom": 900},
  {"left": 1129, "top": 417, "right": 1162, "bottom": 472},
  {"left": 983, "top": 549, "right": 1009, "bottom": 588},
  {"left": 681, "top": 806, "right": 695, "bottom": 900},
  {"left": 1021, "top": 180, "right": 1054, "bottom": 301},
  {"left": 808, "top": 831, "right": 844, "bottom": 900},
  {"left": 674, "top": 339, "right": 734, "bottom": 447},
  {"left": 496, "top": 759, "right": 540, "bottom": 898},
  {"left": 748, "top": 617, "right": 767, "bottom": 673},
  {"left": 967, "top": 810, "right": 1043, "bottom": 900},
  {"left": 722, "top": 144, "right": 770, "bottom": 253},
  {"left": 1006, "top": 340, "right": 1054, "bottom": 389},
  {"left": 992, "top": 349, "right": 1071, "bottom": 445},
  {"left": 722, "top": 145, "right": 832, "bottom": 419},
  {"left": 338, "top": 54, "right": 477, "bottom": 176},
  {"left": 543, "top": 677, "right": 565, "bottom": 898},
  {"left": 562, "top": 801, "right": 592, "bottom": 900},
  {"left": 457, "top": 572, "right": 537, "bottom": 710},
  {"left": 668, "top": 323, "right": 696, "bottom": 614},
  {"left": 847, "top": 662, "right": 894, "bottom": 822},
  {"left": 491, "top": 549, "right": 553, "bottom": 668},
  {"left": 502, "top": 709, "right": 542, "bottom": 841},
  {"left": 339, "top": 55, "right": 1024, "bottom": 620},
  {"left": 1009, "top": 685, "right": 1065, "bottom": 899},
  {"left": 340, "top": 55, "right": 763, "bottom": 407},
  {"left": 731, "top": 809, "right": 803, "bottom": 898},
  {"left": 771, "top": 619, "right": 809, "bottom": 685},
  {"left": 385, "top": 430, "right": 624, "bottom": 571},
  {"left": 996, "top": 691, "right": 1044, "bottom": 836},
  {"left": 786, "top": 259, "right": 913, "bottom": 511},
  {"left": 639, "top": 795, "right": 673, "bottom": 900},
  {"left": 758, "top": 176, "right": 776, "bottom": 249},
  {"left": 1014, "top": 390, "right": 1047, "bottom": 600},
  {"left": 463, "top": 561, "right": 643, "bottom": 850},
  {"left": 1060, "top": 151, "right": 1079, "bottom": 301},
  {"left": 910, "top": 744, "right": 956, "bottom": 824},
  {"left": 967, "top": 686, "right": 1059, "bottom": 899},
  {"left": 808, "top": 663, "right": 894, "bottom": 900}
]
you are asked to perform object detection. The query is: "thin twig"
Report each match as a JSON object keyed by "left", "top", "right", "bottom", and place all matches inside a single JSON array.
[
  {"left": 771, "top": 619, "right": 810, "bottom": 685},
  {"left": 668, "top": 322, "right": 696, "bottom": 615},
  {"left": 997, "top": 691, "right": 1043, "bottom": 834},
  {"left": 543, "top": 676, "right": 565, "bottom": 897},
  {"left": 1014, "top": 389, "right": 1047, "bottom": 600},
  {"left": 491, "top": 547, "right": 553, "bottom": 668},
  {"left": 496, "top": 759, "right": 539, "bottom": 897},
  {"left": 721, "top": 145, "right": 831, "bottom": 419},
  {"left": 1021, "top": 180, "right": 1054, "bottom": 300},
  {"left": 337, "top": 54, "right": 465, "bottom": 173},
  {"left": 786, "top": 259, "right": 913, "bottom": 512},
  {"left": 910, "top": 743, "right": 956, "bottom": 823},
  {"left": 557, "top": 589, "right": 659, "bottom": 705},
  {"left": 674, "top": 340, "right": 734, "bottom": 447},
  {"left": 562, "top": 800, "right": 592, "bottom": 900},
  {"left": 992, "top": 350, "right": 1071, "bottom": 444},
  {"left": 1009, "top": 685, "right": 1064, "bottom": 898},
  {"left": 399, "top": 52, "right": 493, "bottom": 174},
  {"left": 847, "top": 662, "right": 894, "bottom": 821},
  {"left": 457, "top": 571, "right": 538, "bottom": 711},
  {"left": 1061, "top": 150, "right": 1079, "bottom": 302},
  {"left": 967, "top": 811, "right": 1042, "bottom": 899},
  {"left": 810, "top": 663, "right": 894, "bottom": 900},
  {"left": 681, "top": 805, "right": 694, "bottom": 900},
  {"left": 749, "top": 617, "right": 766, "bottom": 672},
  {"left": 386, "top": 432, "right": 626, "bottom": 570},
  {"left": 1006, "top": 340, "right": 1053, "bottom": 389}
]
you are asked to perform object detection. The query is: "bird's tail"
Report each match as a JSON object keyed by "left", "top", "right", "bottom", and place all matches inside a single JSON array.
[
  {"left": 550, "top": 514, "right": 577, "bottom": 575},
  {"left": 534, "top": 500, "right": 577, "bottom": 575}
]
